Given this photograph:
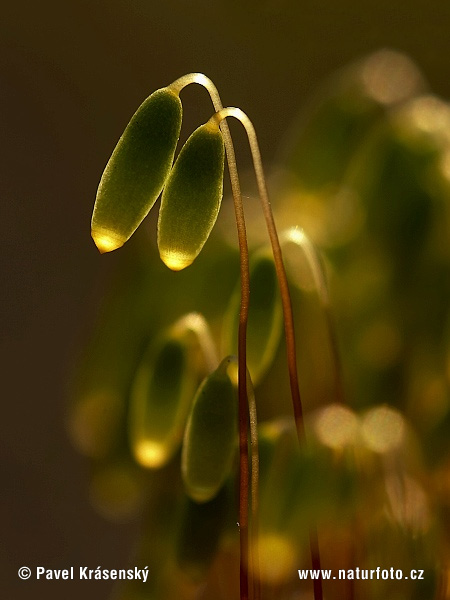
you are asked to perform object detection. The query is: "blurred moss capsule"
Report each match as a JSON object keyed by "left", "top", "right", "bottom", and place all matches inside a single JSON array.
[
  {"left": 224, "top": 250, "right": 282, "bottom": 384},
  {"left": 157, "top": 120, "right": 225, "bottom": 271},
  {"left": 92, "top": 87, "right": 182, "bottom": 253},
  {"left": 129, "top": 332, "right": 198, "bottom": 469},
  {"left": 280, "top": 50, "right": 424, "bottom": 193},
  {"left": 181, "top": 357, "right": 237, "bottom": 503}
]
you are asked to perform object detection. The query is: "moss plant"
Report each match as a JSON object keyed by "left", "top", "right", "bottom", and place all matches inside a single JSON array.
[
  {"left": 90, "top": 73, "right": 328, "bottom": 600},
  {"left": 74, "top": 52, "right": 450, "bottom": 600}
]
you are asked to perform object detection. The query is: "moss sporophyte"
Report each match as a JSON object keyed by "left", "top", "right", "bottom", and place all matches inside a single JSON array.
[
  {"left": 73, "top": 51, "right": 450, "bottom": 600},
  {"left": 91, "top": 73, "right": 334, "bottom": 600}
]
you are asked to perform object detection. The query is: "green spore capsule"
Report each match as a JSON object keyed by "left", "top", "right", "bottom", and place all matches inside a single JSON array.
[
  {"left": 129, "top": 332, "right": 198, "bottom": 469},
  {"left": 181, "top": 357, "right": 237, "bottom": 503},
  {"left": 92, "top": 87, "right": 182, "bottom": 253},
  {"left": 223, "top": 250, "right": 282, "bottom": 384},
  {"left": 157, "top": 120, "right": 225, "bottom": 271}
]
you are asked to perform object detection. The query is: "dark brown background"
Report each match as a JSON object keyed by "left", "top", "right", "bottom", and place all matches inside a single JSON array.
[{"left": 2, "top": 1, "right": 450, "bottom": 598}]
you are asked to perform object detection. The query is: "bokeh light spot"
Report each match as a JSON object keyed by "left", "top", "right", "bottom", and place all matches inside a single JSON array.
[
  {"left": 361, "top": 49, "right": 422, "bottom": 106},
  {"left": 362, "top": 406, "right": 405, "bottom": 453},
  {"left": 406, "top": 95, "right": 450, "bottom": 138},
  {"left": 257, "top": 533, "right": 297, "bottom": 585},
  {"left": 315, "top": 404, "right": 359, "bottom": 449}
]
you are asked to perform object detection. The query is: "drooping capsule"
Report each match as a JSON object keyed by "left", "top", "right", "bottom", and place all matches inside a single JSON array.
[
  {"left": 181, "top": 357, "right": 237, "bottom": 503},
  {"left": 157, "top": 119, "right": 225, "bottom": 271},
  {"left": 92, "top": 87, "right": 182, "bottom": 253},
  {"left": 129, "top": 330, "right": 198, "bottom": 469},
  {"left": 223, "top": 249, "right": 282, "bottom": 384}
]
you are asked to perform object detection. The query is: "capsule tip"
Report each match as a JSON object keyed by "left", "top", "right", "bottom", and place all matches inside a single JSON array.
[
  {"left": 185, "top": 484, "right": 215, "bottom": 504},
  {"left": 134, "top": 440, "right": 167, "bottom": 469},
  {"left": 160, "top": 250, "right": 194, "bottom": 271},
  {"left": 91, "top": 228, "right": 125, "bottom": 254}
]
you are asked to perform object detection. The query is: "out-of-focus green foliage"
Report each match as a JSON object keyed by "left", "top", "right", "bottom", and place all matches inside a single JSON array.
[
  {"left": 223, "top": 250, "right": 282, "bottom": 384},
  {"left": 70, "top": 50, "right": 450, "bottom": 599}
]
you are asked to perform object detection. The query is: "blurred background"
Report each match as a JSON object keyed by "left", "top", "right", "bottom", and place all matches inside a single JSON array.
[{"left": 2, "top": 1, "right": 450, "bottom": 598}]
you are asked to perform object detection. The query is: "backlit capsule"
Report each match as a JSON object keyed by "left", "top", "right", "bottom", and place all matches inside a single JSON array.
[
  {"left": 181, "top": 357, "right": 237, "bottom": 503},
  {"left": 92, "top": 87, "right": 182, "bottom": 253},
  {"left": 129, "top": 333, "right": 198, "bottom": 469},
  {"left": 157, "top": 120, "right": 225, "bottom": 271}
]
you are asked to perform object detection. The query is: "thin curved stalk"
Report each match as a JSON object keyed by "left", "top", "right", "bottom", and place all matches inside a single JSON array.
[
  {"left": 169, "top": 74, "right": 251, "bottom": 600},
  {"left": 279, "top": 230, "right": 348, "bottom": 598},
  {"left": 212, "top": 107, "right": 305, "bottom": 439},
  {"left": 213, "top": 106, "right": 323, "bottom": 600},
  {"left": 280, "top": 228, "right": 345, "bottom": 404}
]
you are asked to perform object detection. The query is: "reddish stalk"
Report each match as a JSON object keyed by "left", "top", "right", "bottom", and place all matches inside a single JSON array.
[
  {"left": 169, "top": 74, "right": 251, "bottom": 600},
  {"left": 247, "top": 371, "right": 261, "bottom": 600},
  {"left": 214, "top": 106, "right": 324, "bottom": 600}
]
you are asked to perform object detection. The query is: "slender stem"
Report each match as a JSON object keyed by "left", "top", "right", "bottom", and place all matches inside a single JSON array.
[
  {"left": 280, "top": 230, "right": 349, "bottom": 597},
  {"left": 280, "top": 228, "right": 345, "bottom": 404},
  {"left": 247, "top": 371, "right": 260, "bottom": 600},
  {"left": 213, "top": 107, "right": 305, "bottom": 439},
  {"left": 169, "top": 74, "right": 251, "bottom": 600},
  {"left": 214, "top": 106, "right": 323, "bottom": 600},
  {"left": 309, "top": 526, "right": 323, "bottom": 600},
  {"left": 279, "top": 231, "right": 348, "bottom": 597}
]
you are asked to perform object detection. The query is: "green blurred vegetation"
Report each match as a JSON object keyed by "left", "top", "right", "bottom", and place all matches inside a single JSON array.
[{"left": 69, "top": 50, "right": 450, "bottom": 599}]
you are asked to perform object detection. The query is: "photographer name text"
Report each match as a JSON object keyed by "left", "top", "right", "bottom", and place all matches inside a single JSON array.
[{"left": 18, "top": 566, "right": 149, "bottom": 582}]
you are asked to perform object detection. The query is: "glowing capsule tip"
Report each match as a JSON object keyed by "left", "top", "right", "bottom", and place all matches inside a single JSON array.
[
  {"left": 134, "top": 440, "right": 167, "bottom": 469},
  {"left": 160, "top": 250, "right": 194, "bottom": 271},
  {"left": 91, "top": 228, "right": 125, "bottom": 254}
]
